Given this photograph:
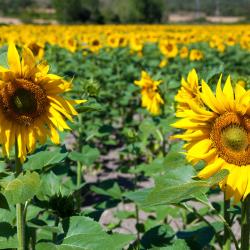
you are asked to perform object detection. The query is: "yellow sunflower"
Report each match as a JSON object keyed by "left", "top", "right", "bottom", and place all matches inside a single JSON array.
[
  {"left": 172, "top": 70, "right": 250, "bottom": 203},
  {"left": 159, "top": 40, "right": 178, "bottom": 59},
  {"left": 189, "top": 49, "right": 204, "bottom": 61},
  {"left": 134, "top": 71, "right": 164, "bottom": 115},
  {"left": 179, "top": 46, "right": 189, "bottom": 59},
  {"left": 0, "top": 43, "right": 86, "bottom": 162},
  {"left": 175, "top": 69, "right": 201, "bottom": 113},
  {"left": 26, "top": 41, "right": 45, "bottom": 61}
]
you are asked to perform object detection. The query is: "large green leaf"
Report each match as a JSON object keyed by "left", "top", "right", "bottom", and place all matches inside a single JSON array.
[
  {"left": 36, "top": 216, "right": 134, "bottom": 250},
  {"left": 24, "top": 149, "right": 68, "bottom": 171},
  {"left": 125, "top": 165, "right": 228, "bottom": 207},
  {"left": 3, "top": 172, "right": 40, "bottom": 204},
  {"left": 143, "top": 181, "right": 209, "bottom": 207}
]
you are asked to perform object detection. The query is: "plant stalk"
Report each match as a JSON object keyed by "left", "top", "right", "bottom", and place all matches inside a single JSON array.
[
  {"left": 15, "top": 141, "right": 25, "bottom": 250},
  {"left": 223, "top": 196, "right": 231, "bottom": 250},
  {"left": 76, "top": 161, "right": 82, "bottom": 211},
  {"left": 241, "top": 195, "right": 250, "bottom": 250}
]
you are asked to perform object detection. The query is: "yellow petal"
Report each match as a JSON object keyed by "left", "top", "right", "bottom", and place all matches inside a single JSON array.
[
  {"left": 200, "top": 80, "right": 224, "bottom": 114},
  {"left": 186, "top": 139, "right": 212, "bottom": 159},
  {"left": 22, "top": 46, "right": 36, "bottom": 69},
  {"left": 198, "top": 158, "right": 223, "bottom": 179},
  {"left": 8, "top": 43, "right": 21, "bottom": 75}
]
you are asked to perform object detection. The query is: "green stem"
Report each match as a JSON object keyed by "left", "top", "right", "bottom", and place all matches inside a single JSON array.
[
  {"left": 76, "top": 161, "right": 82, "bottom": 211},
  {"left": 76, "top": 113, "right": 83, "bottom": 212},
  {"left": 77, "top": 161, "right": 82, "bottom": 187},
  {"left": 52, "top": 216, "right": 60, "bottom": 243},
  {"left": 15, "top": 141, "right": 25, "bottom": 250},
  {"left": 223, "top": 196, "right": 231, "bottom": 250},
  {"left": 241, "top": 195, "right": 250, "bottom": 250},
  {"left": 135, "top": 204, "right": 140, "bottom": 242}
]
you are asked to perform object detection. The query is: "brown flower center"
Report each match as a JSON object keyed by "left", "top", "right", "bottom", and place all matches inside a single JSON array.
[
  {"left": 210, "top": 112, "right": 250, "bottom": 166},
  {"left": 0, "top": 78, "right": 48, "bottom": 126}
]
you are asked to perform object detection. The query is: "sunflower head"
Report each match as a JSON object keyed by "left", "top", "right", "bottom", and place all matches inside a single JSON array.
[
  {"left": 134, "top": 71, "right": 164, "bottom": 115},
  {"left": 0, "top": 43, "right": 86, "bottom": 162},
  {"left": 172, "top": 69, "right": 250, "bottom": 203}
]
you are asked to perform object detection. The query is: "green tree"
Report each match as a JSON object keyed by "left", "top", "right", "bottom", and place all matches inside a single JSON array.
[
  {"left": 52, "top": 0, "right": 103, "bottom": 23},
  {"left": 136, "top": 0, "right": 165, "bottom": 23}
]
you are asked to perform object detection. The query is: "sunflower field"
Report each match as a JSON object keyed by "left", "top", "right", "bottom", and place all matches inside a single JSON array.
[{"left": 0, "top": 24, "right": 249, "bottom": 250}]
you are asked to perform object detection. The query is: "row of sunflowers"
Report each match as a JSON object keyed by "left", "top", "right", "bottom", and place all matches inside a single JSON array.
[{"left": 1, "top": 25, "right": 250, "bottom": 58}]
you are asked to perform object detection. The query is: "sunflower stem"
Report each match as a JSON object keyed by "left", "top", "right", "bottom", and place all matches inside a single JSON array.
[
  {"left": 76, "top": 160, "right": 82, "bottom": 211},
  {"left": 76, "top": 113, "right": 83, "bottom": 212},
  {"left": 223, "top": 196, "right": 231, "bottom": 250},
  {"left": 15, "top": 141, "right": 25, "bottom": 250},
  {"left": 241, "top": 195, "right": 250, "bottom": 250}
]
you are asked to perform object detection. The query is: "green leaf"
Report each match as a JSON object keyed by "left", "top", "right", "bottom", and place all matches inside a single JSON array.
[
  {"left": 207, "top": 169, "right": 229, "bottom": 186},
  {"left": 36, "top": 242, "right": 58, "bottom": 250},
  {"left": 0, "top": 52, "right": 8, "bottom": 68},
  {"left": 3, "top": 172, "right": 40, "bottom": 204},
  {"left": 143, "top": 181, "right": 209, "bottom": 207},
  {"left": 91, "top": 182, "right": 123, "bottom": 200},
  {"left": 24, "top": 149, "right": 68, "bottom": 170},
  {"left": 124, "top": 188, "right": 152, "bottom": 206},
  {"left": 153, "top": 239, "right": 190, "bottom": 250},
  {"left": 69, "top": 146, "right": 100, "bottom": 166},
  {"left": 163, "top": 152, "right": 186, "bottom": 169},
  {"left": 37, "top": 216, "right": 134, "bottom": 250},
  {"left": 75, "top": 102, "right": 103, "bottom": 113},
  {"left": 141, "top": 224, "right": 175, "bottom": 249}
]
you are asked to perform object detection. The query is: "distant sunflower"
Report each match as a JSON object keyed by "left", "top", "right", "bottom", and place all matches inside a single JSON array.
[
  {"left": 0, "top": 43, "right": 85, "bottom": 162},
  {"left": 189, "top": 49, "right": 204, "bottom": 61},
  {"left": 173, "top": 70, "right": 250, "bottom": 203},
  {"left": 159, "top": 40, "right": 178, "bottom": 58},
  {"left": 134, "top": 71, "right": 164, "bottom": 115}
]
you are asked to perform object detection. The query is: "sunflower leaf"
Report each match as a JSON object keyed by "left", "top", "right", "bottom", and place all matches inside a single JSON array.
[
  {"left": 36, "top": 216, "right": 134, "bottom": 250},
  {"left": 3, "top": 172, "right": 40, "bottom": 205},
  {"left": 24, "top": 149, "right": 68, "bottom": 171}
]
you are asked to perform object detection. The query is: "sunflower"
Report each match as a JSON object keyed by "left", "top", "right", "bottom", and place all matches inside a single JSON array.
[
  {"left": 159, "top": 40, "right": 178, "bottom": 58},
  {"left": 179, "top": 46, "right": 189, "bottom": 59},
  {"left": 189, "top": 49, "right": 204, "bottom": 61},
  {"left": 172, "top": 70, "right": 250, "bottom": 203},
  {"left": 134, "top": 71, "right": 164, "bottom": 115},
  {"left": 0, "top": 43, "right": 86, "bottom": 162},
  {"left": 175, "top": 69, "right": 201, "bottom": 113},
  {"left": 26, "top": 41, "right": 45, "bottom": 61}
]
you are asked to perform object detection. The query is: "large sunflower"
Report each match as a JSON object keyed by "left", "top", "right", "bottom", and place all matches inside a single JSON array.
[
  {"left": 0, "top": 43, "right": 85, "bottom": 162},
  {"left": 172, "top": 70, "right": 250, "bottom": 203}
]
